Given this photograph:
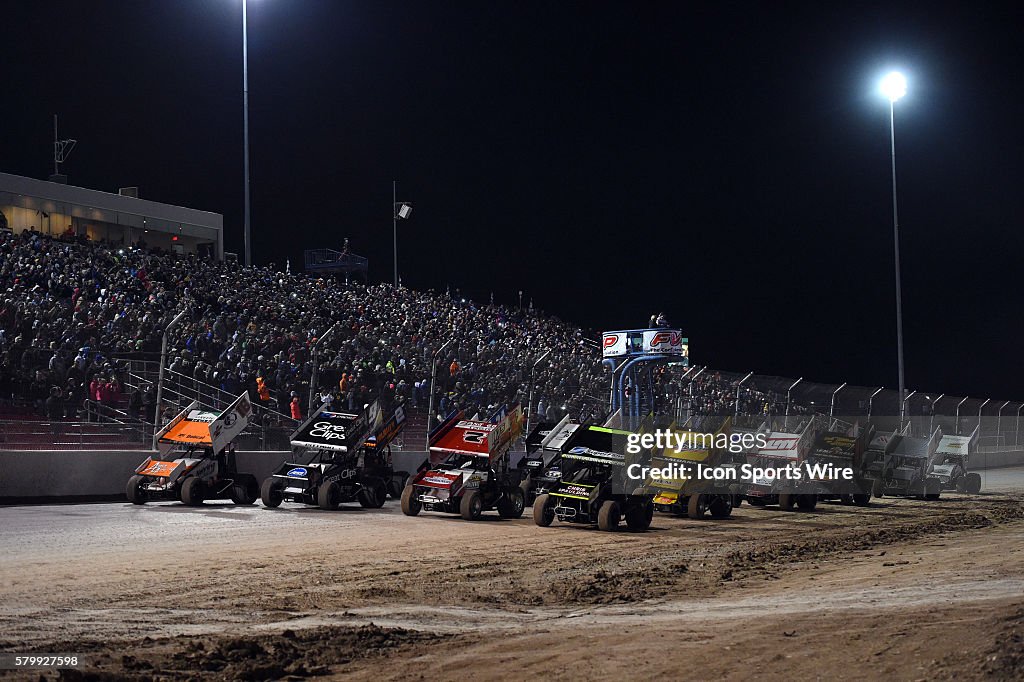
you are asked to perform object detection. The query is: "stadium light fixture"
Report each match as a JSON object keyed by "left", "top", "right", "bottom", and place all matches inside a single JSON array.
[
  {"left": 880, "top": 70, "right": 908, "bottom": 422},
  {"left": 393, "top": 180, "right": 413, "bottom": 287},
  {"left": 880, "top": 71, "right": 907, "bottom": 102},
  {"left": 241, "top": 0, "right": 254, "bottom": 267}
]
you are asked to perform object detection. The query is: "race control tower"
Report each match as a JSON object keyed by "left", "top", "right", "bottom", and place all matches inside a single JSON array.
[{"left": 602, "top": 328, "right": 689, "bottom": 428}]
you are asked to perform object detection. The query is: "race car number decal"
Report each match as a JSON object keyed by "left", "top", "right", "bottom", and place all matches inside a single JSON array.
[{"left": 462, "top": 430, "right": 486, "bottom": 444}]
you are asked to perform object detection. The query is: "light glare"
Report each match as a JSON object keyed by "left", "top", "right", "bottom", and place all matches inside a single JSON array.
[{"left": 880, "top": 72, "right": 907, "bottom": 102}]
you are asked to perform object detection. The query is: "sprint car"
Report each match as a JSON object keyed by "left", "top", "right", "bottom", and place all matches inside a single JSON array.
[
  {"left": 518, "top": 415, "right": 580, "bottom": 506},
  {"left": 930, "top": 433, "right": 982, "bottom": 493},
  {"left": 126, "top": 392, "right": 258, "bottom": 506},
  {"left": 261, "top": 400, "right": 408, "bottom": 510},
  {"left": 401, "top": 406, "right": 525, "bottom": 520},
  {"left": 643, "top": 420, "right": 741, "bottom": 520},
  {"left": 533, "top": 424, "right": 654, "bottom": 531}
]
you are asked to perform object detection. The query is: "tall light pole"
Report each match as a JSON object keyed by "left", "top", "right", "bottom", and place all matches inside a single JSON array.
[
  {"left": 393, "top": 181, "right": 412, "bottom": 286},
  {"left": 242, "top": 0, "right": 252, "bottom": 267},
  {"left": 881, "top": 71, "right": 907, "bottom": 420}
]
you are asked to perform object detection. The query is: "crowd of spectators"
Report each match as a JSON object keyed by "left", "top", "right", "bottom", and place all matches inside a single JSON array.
[
  {"left": 0, "top": 229, "right": 605, "bottom": 428},
  {"left": 1, "top": 229, "right": 827, "bottom": 438}
]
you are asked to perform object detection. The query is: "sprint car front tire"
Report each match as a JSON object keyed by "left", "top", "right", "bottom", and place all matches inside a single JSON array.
[
  {"left": 400, "top": 485, "right": 421, "bottom": 516},
  {"left": 533, "top": 493, "right": 554, "bottom": 526},
  {"left": 965, "top": 473, "right": 982, "bottom": 494},
  {"left": 181, "top": 477, "right": 204, "bottom": 506},
  {"left": 924, "top": 478, "right": 942, "bottom": 500},
  {"left": 778, "top": 493, "right": 796, "bottom": 511},
  {"left": 519, "top": 477, "right": 533, "bottom": 506},
  {"left": 796, "top": 494, "right": 817, "bottom": 512},
  {"left": 231, "top": 474, "right": 258, "bottom": 505},
  {"left": 624, "top": 500, "right": 653, "bottom": 531},
  {"left": 853, "top": 493, "right": 871, "bottom": 506},
  {"left": 710, "top": 494, "right": 733, "bottom": 518},
  {"left": 126, "top": 475, "right": 147, "bottom": 505},
  {"left": 359, "top": 479, "right": 387, "bottom": 509},
  {"left": 261, "top": 478, "right": 282, "bottom": 508},
  {"left": 598, "top": 501, "right": 621, "bottom": 531},
  {"left": 687, "top": 493, "right": 707, "bottom": 519},
  {"left": 319, "top": 481, "right": 341, "bottom": 510},
  {"left": 460, "top": 491, "right": 483, "bottom": 521},
  {"left": 872, "top": 478, "right": 884, "bottom": 498},
  {"left": 388, "top": 473, "right": 409, "bottom": 500},
  {"left": 497, "top": 488, "right": 525, "bottom": 519}
]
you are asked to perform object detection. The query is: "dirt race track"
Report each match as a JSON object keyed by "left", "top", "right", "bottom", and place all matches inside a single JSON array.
[{"left": 2, "top": 467, "right": 1024, "bottom": 681}]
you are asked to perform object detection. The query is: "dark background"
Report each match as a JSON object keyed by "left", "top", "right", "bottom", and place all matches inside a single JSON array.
[{"left": 1, "top": 1, "right": 1021, "bottom": 398}]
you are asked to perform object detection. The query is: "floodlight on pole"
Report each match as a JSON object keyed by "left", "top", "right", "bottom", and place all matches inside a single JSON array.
[
  {"left": 392, "top": 180, "right": 412, "bottom": 287},
  {"left": 881, "top": 70, "right": 907, "bottom": 421},
  {"left": 242, "top": 0, "right": 252, "bottom": 267},
  {"left": 880, "top": 72, "right": 907, "bottom": 102}
]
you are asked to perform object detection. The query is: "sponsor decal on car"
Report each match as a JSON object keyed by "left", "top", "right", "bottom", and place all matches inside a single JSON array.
[
  {"left": 653, "top": 491, "right": 678, "bottom": 505},
  {"left": 421, "top": 471, "right": 460, "bottom": 488},
  {"left": 552, "top": 482, "right": 595, "bottom": 500},
  {"left": 287, "top": 467, "right": 308, "bottom": 478},
  {"left": 139, "top": 460, "right": 178, "bottom": 477}
]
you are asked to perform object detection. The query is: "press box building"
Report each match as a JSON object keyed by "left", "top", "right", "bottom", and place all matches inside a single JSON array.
[{"left": 0, "top": 171, "right": 224, "bottom": 259}]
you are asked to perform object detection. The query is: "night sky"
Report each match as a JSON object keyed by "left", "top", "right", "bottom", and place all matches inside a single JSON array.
[{"left": 2, "top": 1, "right": 1021, "bottom": 400}]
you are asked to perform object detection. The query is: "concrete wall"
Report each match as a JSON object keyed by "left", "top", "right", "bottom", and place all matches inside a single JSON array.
[{"left": 0, "top": 450, "right": 429, "bottom": 502}]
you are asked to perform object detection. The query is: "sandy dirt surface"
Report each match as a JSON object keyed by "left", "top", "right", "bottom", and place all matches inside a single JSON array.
[{"left": 1, "top": 468, "right": 1023, "bottom": 680}]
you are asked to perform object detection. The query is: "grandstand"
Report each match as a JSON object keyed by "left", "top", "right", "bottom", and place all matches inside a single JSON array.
[{"left": 0, "top": 229, "right": 1020, "bottom": 456}]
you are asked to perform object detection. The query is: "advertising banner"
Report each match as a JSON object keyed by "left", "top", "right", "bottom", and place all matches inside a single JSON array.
[
  {"left": 602, "top": 332, "right": 627, "bottom": 357},
  {"left": 642, "top": 329, "right": 688, "bottom": 356}
]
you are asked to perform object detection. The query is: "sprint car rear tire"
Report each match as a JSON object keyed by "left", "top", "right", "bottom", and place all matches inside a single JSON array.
[
  {"left": 955, "top": 476, "right": 967, "bottom": 493},
  {"left": 796, "top": 494, "right": 817, "bottom": 512},
  {"left": 231, "top": 474, "right": 258, "bottom": 505},
  {"left": 853, "top": 493, "right": 871, "bottom": 507},
  {"left": 598, "top": 501, "right": 621, "bottom": 531},
  {"left": 497, "top": 488, "right": 525, "bottom": 519},
  {"left": 261, "top": 478, "right": 283, "bottom": 508},
  {"left": 624, "top": 500, "right": 653, "bottom": 531},
  {"left": 965, "top": 473, "right": 982, "bottom": 494},
  {"left": 126, "top": 475, "right": 147, "bottom": 505},
  {"left": 710, "top": 494, "right": 733, "bottom": 518},
  {"left": 778, "top": 493, "right": 796, "bottom": 511},
  {"left": 461, "top": 491, "right": 483, "bottom": 521},
  {"left": 687, "top": 493, "right": 707, "bottom": 519},
  {"left": 533, "top": 493, "right": 555, "bottom": 527},
  {"left": 181, "top": 477, "right": 204, "bottom": 506},
  {"left": 924, "top": 478, "right": 941, "bottom": 500},
  {"left": 400, "top": 485, "right": 421, "bottom": 516},
  {"left": 319, "top": 481, "right": 341, "bottom": 510},
  {"left": 732, "top": 494, "right": 743, "bottom": 508}
]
